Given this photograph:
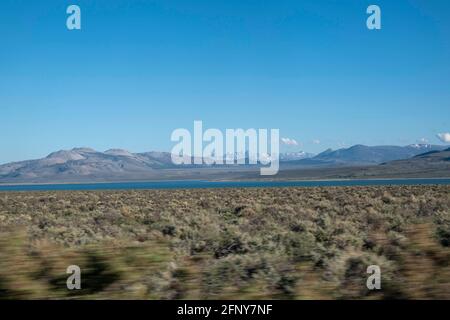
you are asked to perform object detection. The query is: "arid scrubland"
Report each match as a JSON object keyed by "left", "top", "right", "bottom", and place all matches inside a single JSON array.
[{"left": 0, "top": 185, "right": 449, "bottom": 299}]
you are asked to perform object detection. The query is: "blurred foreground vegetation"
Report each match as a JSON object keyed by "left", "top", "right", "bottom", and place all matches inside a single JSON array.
[{"left": 0, "top": 185, "right": 449, "bottom": 299}]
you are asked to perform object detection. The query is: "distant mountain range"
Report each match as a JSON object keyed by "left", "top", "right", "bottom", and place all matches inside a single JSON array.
[
  {"left": 0, "top": 144, "right": 448, "bottom": 183},
  {"left": 285, "top": 144, "right": 447, "bottom": 167},
  {"left": 0, "top": 148, "right": 174, "bottom": 183},
  {"left": 249, "top": 146, "right": 450, "bottom": 181},
  {"left": 279, "top": 151, "right": 315, "bottom": 161},
  {"left": 380, "top": 146, "right": 450, "bottom": 169}
]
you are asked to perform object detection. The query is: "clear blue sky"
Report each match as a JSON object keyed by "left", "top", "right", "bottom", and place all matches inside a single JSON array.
[{"left": 1, "top": 0, "right": 449, "bottom": 164}]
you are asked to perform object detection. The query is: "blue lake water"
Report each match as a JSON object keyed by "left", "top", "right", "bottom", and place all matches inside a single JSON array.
[{"left": 0, "top": 178, "right": 449, "bottom": 191}]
